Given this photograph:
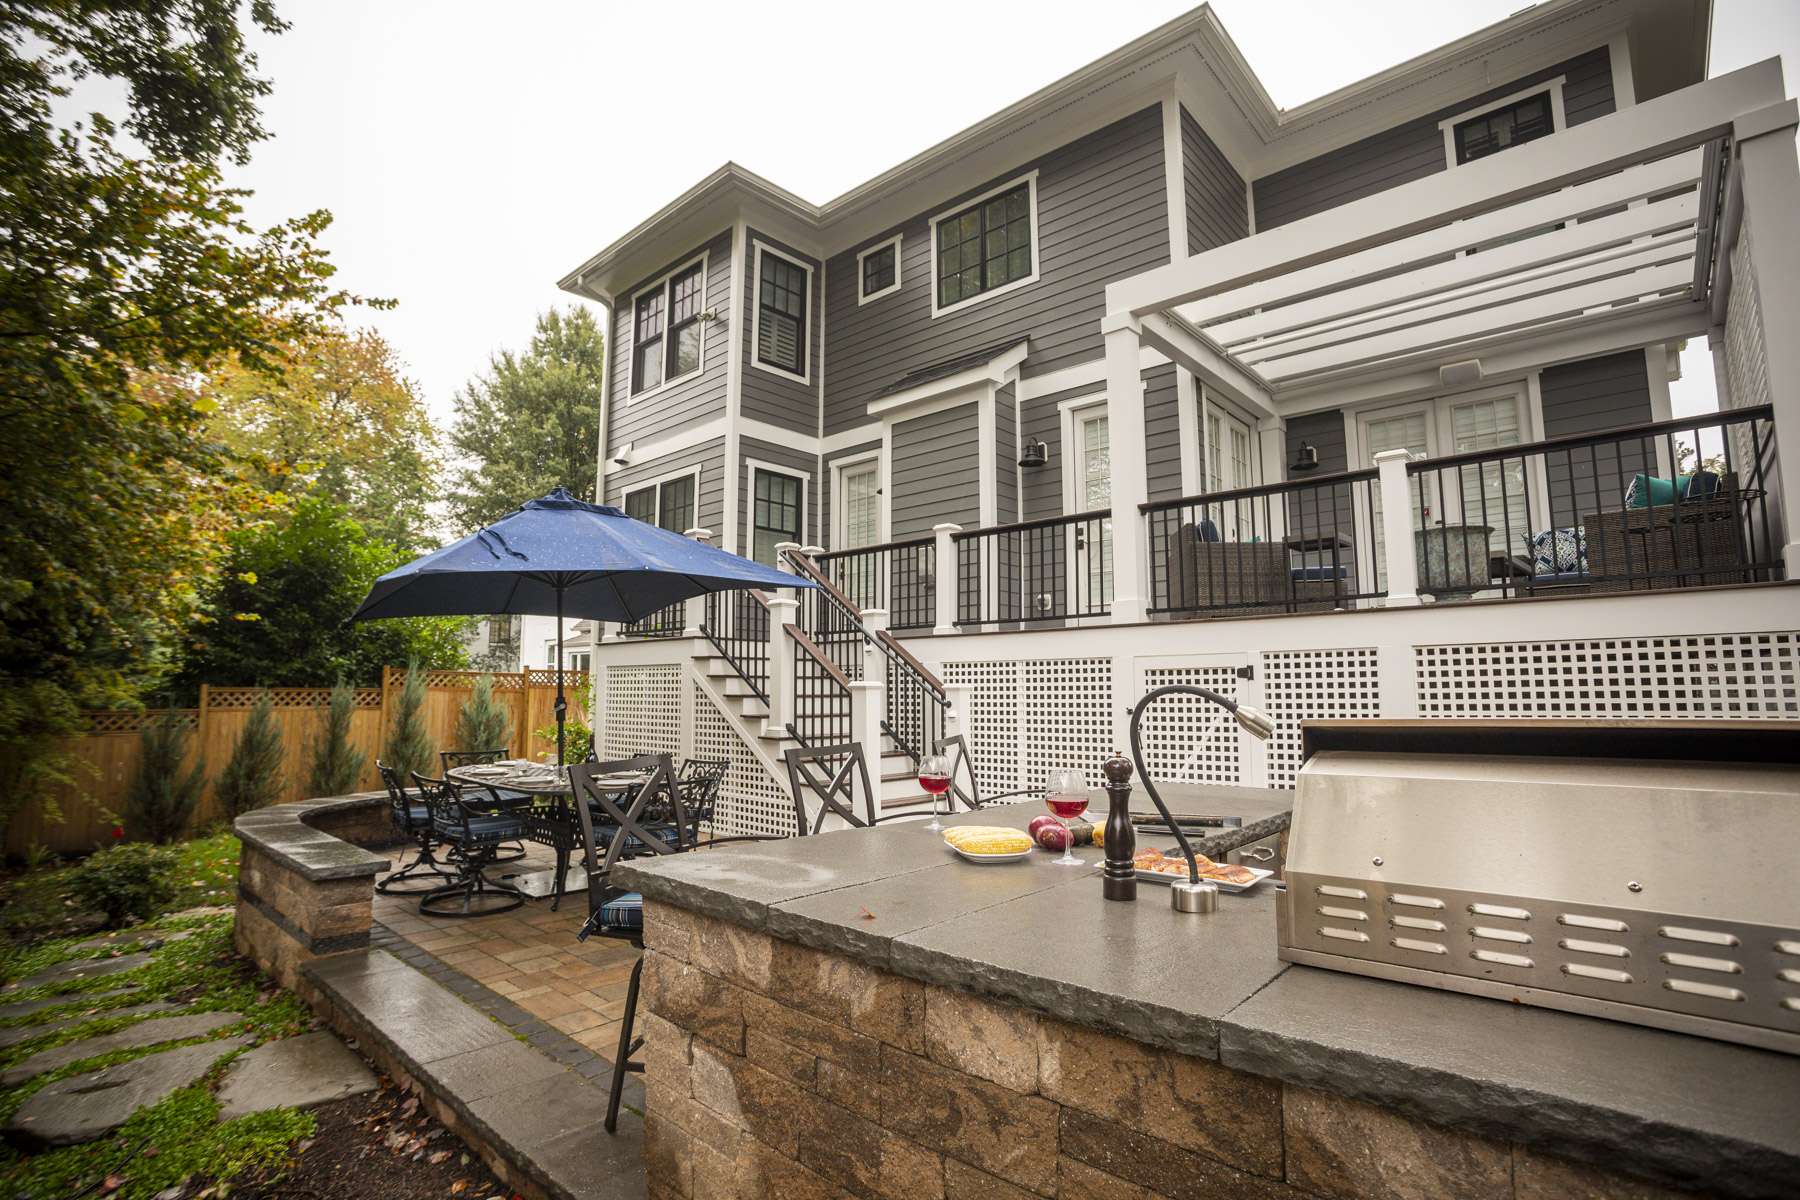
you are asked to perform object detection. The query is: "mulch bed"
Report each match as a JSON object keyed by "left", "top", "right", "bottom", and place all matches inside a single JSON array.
[{"left": 232, "top": 1080, "right": 514, "bottom": 1200}]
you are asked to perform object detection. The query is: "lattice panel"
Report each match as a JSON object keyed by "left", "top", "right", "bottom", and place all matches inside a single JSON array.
[
  {"left": 1415, "top": 632, "right": 1800, "bottom": 719},
  {"left": 943, "top": 658, "right": 1112, "bottom": 797},
  {"left": 85, "top": 710, "right": 199, "bottom": 735},
  {"left": 1725, "top": 227, "right": 1772, "bottom": 416},
  {"left": 203, "top": 687, "right": 380, "bottom": 710},
  {"left": 600, "top": 665, "right": 681, "bottom": 759},
  {"left": 1263, "top": 648, "right": 1382, "bottom": 789},
  {"left": 1140, "top": 665, "right": 1241, "bottom": 785},
  {"left": 693, "top": 684, "right": 794, "bottom": 838},
  {"left": 942, "top": 661, "right": 1024, "bottom": 795}
]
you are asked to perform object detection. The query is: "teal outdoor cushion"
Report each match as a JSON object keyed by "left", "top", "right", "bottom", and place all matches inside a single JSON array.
[{"left": 1624, "top": 471, "right": 1721, "bottom": 509}]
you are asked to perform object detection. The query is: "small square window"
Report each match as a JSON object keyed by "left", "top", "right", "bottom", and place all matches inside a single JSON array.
[
  {"left": 932, "top": 178, "right": 1035, "bottom": 313},
  {"left": 858, "top": 237, "right": 900, "bottom": 302}
]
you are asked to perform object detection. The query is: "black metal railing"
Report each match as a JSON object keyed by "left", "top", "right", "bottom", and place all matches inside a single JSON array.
[
  {"left": 815, "top": 538, "right": 936, "bottom": 631},
  {"left": 619, "top": 603, "right": 685, "bottom": 639},
  {"left": 1406, "top": 405, "right": 1781, "bottom": 598},
  {"left": 1144, "top": 471, "right": 1386, "bottom": 615},
  {"left": 787, "top": 624, "right": 851, "bottom": 750},
  {"left": 874, "top": 630, "right": 946, "bottom": 763},
  {"left": 953, "top": 509, "right": 1113, "bottom": 626},
  {"left": 701, "top": 590, "right": 771, "bottom": 701}
]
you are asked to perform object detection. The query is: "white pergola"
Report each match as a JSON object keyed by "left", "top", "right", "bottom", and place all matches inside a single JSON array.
[{"left": 1099, "top": 57, "right": 1800, "bottom": 622}]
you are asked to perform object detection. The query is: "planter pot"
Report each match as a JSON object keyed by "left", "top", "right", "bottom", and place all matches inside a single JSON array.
[{"left": 1415, "top": 524, "right": 1493, "bottom": 595}]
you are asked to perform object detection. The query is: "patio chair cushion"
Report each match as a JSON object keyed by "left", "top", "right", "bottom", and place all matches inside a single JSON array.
[
  {"left": 1289, "top": 565, "right": 1348, "bottom": 581},
  {"left": 591, "top": 822, "right": 679, "bottom": 853},
  {"left": 1624, "top": 470, "right": 1721, "bottom": 509},
  {"left": 597, "top": 892, "right": 643, "bottom": 930},
  {"left": 1524, "top": 526, "right": 1587, "bottom": 576},
  {"left": 407, "top": 804, "right": 431, "bottom": 825},
  {"left": 1193, "top": 518, "right": 1221, "bottom": 543},
  {"left": 435, "top": 813, "right": 525, "bottom": 841}
]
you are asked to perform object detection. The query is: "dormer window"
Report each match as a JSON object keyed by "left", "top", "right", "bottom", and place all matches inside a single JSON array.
[
  {"left": 630, "top": 257, "right": 707, "bottom": 396},
  {"left": 858, "top": 234, "right": 902, "bottom": 303},
  {"left": 1449, "top": 87, "right": 1557, "bottom": 166}
]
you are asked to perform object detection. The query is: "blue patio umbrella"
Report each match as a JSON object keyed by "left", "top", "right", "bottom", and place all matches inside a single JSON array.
[{"left": 352, "top": 488, "right": 811, "bottom": 763}]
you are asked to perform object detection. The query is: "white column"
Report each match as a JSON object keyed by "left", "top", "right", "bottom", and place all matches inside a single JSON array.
[
  {"left": 764, "top": 595, "right": 798, "bottom": 733},
  {"left": 932, "top": 523, "right": 961, "bottom": 635},
  {"left": 1734, "top": 108, "right": 1800, "bottom": 566},
  {"left": 1257, "top": 415, "right": 1288, "bottom": 543},
  {"left": 683, "top": 528, "right": 712, "bottom": 636},
  {"left": 848, "top": 679, "right": 885, "bottom": 811},
  {"left": 944, "top": 682, "right": 975, "bottom": 741},
  {"left": 1103, "top": 317, "right": 1149, "bottom": 623},
  {"left": 1374, "top": 448, "right": 1421, "bottom": 608}
]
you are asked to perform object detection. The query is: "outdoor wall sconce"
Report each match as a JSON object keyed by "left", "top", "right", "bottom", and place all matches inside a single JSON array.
[
  {"left": 1018, "top": 438, "right": 1049, "bottom": 468},
  {"left": 1290, "top": 442, "right": 1319, "bottom": 473}
]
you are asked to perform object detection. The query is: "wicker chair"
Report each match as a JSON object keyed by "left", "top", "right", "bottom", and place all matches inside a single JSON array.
[
  {"left": 1168, "top": 522, "right": 1288, "bottom": 614},
  {"left": 1583, "top": 473, "right": 1751, "bottom": 592}
]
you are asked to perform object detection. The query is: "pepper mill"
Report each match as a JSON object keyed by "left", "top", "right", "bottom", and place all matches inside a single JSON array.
[{"left": 1101, "top": 752, "right": 1137, "bottom": 901}]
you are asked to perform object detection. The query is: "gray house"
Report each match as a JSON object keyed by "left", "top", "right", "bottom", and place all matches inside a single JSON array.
[{"left": 556, "top": 0, "right": 1799, "bottom": 826}]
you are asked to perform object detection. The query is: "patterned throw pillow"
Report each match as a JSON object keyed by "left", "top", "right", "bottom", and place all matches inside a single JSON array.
[{"left": 1524, "top": 527, "right": 1586, "bottom": 576}]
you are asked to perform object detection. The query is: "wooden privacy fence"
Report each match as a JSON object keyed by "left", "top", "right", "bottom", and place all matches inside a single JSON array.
[{"left": 3, "top": 668, "right": 590, "bottom": 858}]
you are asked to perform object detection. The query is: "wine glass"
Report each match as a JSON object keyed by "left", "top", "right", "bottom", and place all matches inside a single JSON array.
[
  {"left": 1043, "top": 767, "right": 1089, "bottom": 867},
  {"left": 918, "top": 753, "right": 951, "bottom": 832}
]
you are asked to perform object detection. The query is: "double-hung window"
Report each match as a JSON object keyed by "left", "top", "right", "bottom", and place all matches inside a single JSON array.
[
  {"left": 754, "top": 246, "right": 810, "bottom": 380},
  {"left": 932, "top": 175, "right": 1036, "bottom": 314},
  {"left": 751, "top": 468, "right": 803, "bottom": 565},
  {"left": 630, "top": 259, "right": 706, "bottom": 395},
  {"left": 623, "top": 473, "right": 697, "bottom": 534},
  {"left": 1451, "top": 90, "right": 1555, "bottom": 165}
]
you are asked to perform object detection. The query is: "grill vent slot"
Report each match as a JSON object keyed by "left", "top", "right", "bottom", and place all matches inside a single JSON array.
[
  {"left": 1320, "top": 926, "right": 1370, "bottom": 943},
  {"left": 1318, "top": 885, "right": 1367, "bottom": 900},
  {"left": 1660, "top": 926, "right": 1740, "bottom": 947},
  {"left": 1563, "top": 963, "right": 1633, "bottom": 984},
  {"left": 1472, "top": 948, "right": 1533, "bottom": 968},
  {"left": 1391, "top": 915, "right": 1446, "bottom": 932},
  {"left": 1472, "top": 926, "right": 1532, "bottom": 945},
  {"left": 1660, "top": 952, "right": 1743, "bottom": 975},
  {"left": 1664, "top": 978, "right": 1746, "bottom": 1002},
  {"left": 1393, "top": 937, "right": 1448, "bottom": 955},
  {"left": 1559, "top": 913, "right": 1629, "bottom": 932},
  {"left": 1470, "top": 903, "right": 1531, "bottom": 921},
  {"left": 1389, "top": 893, "right": 1445, "bottom": 910},
  {"left": 1559, "top": 938, "right": 1629, "bottom": 958},
  {"left": 1319, "top": 906, "right": 1368, "bottom": 922}
]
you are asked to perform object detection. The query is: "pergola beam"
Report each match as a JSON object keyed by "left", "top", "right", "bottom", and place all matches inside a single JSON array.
[{"left": 1136, "top": 312, "right": 1274, "bottom": 417}]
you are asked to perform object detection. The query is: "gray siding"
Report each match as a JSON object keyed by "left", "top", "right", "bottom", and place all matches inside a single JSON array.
[
  {"left": 1181, "top": 108, "right": 1248, "bottom": 255},
  {"left": 1019, "top": 382, "right": 1097, "bottom": 523},
  {"left": 1253, "top": 46, "right": 1616, "bottom": 230},
  {"left": 819, "top": 440, "right": 882, "bottom": 552},
  {"left": 891, "top": 403, "right": 980, "bottom": 539},
  {"left": 1282, "top": 410, "right": 1356, "bottom": 564},
  {"left": 994, "top": 383, "right": 1018, "bottom": 524},
  {"left": 609, "top": 230, "right": 734, "bottom": 447},
  {"left": 741, "top": 230, "right": 823, "bottom": 433},
  {"left": 602, "top": 436, "right": 727, "bottom": 538},
  {"left": 822, "top": 105, "right": 1170, "bottom": 435},
  {"left": 740, "top": 437, "right": 819, "bottom": 557},
  {"left": 1539, "top": 350, "right": 1653, "bottom": 529},
  {"left": 1143, "top": 365, "right": 1183, "bottom": 504}
]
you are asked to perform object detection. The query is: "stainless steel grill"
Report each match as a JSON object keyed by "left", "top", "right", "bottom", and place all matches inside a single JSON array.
[{"left": 1278, "top": 721, "right": 1800, "bottom": 1054}]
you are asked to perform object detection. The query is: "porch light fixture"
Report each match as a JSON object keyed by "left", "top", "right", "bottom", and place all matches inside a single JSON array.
[
  {"left": 1290, "top": 442, "right": 1319, "bottom": 474},
  {"left": 1018, "top": 438, "right": 1048, "bottom": 468}
]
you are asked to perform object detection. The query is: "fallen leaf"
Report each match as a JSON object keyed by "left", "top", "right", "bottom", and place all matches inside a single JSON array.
[
  {"left": 859, "top": 907, "right": 876, "bottom": 921},
  {"left": 451, "top": 1181, "right": 468, "bottom": 1195},
  {"left": 296, "top": 1139, "right": 314, "bottom": 1154},
  {"left": 430, "top": 1150, "right": 451, "bottom": 1165},
  {"left": 101, "top": 1175, "right": 125, "bottom": 1194},
  {"left": 142, "top": 1146, "right": 160, "bottom": 1158}
]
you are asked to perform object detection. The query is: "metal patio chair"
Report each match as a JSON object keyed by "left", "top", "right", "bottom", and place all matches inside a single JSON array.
[
  {"left": 414, "top": 770, "right": 527, "bottom": 918},
  {"left": 784, "top": 743, "right": 937, "bottom": 833},
  {"left": 374, "top": 760, "right": 458, "bottom": 895},
  {"left": 938, "top": 734, "right": 1043, "bottom": 811},
  {"left": 439, "top": 748, "right": 529, "bottom": 862}
]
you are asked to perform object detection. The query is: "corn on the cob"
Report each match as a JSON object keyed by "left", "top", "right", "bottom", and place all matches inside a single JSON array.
[{"left": 942, "top": 826, "right": 1032, "bottom": 855}]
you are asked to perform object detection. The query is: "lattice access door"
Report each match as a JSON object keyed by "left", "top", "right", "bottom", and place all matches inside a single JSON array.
[{"left": 1134, "top": 654, "right": 1250, "bottom": 787}]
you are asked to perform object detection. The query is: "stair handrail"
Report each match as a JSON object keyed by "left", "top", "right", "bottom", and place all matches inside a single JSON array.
[{"left": 783, "top": 622, "right": 853, "bottom": 689}]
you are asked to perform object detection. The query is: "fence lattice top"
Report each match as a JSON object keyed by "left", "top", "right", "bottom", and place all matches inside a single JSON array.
[
  {"left": 84, "top": 710, "right": 200, "bottom": 735},
  {"left": 382, "top": 666, "right": 591, "bottom": 691},
  {"left": 202, "top": 687, "right": 382, "bottom": 709}
]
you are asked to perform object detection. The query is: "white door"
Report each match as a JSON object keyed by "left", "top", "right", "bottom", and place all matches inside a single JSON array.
[
  {"left": 1361, "top": 407, "right": 1431, "bottom": 591},
  {"left": 836, "top": 459, "right": 882, "bottom": 608},
  {"left": 1446, "top": 394, "right": 1528, "bottom": 551},
  {"left": 1073, "top": 409, "right": 1113, "bottom": 611},
  {"left": 1203, "top": 404, "right": 1255, "bottom": 536}
]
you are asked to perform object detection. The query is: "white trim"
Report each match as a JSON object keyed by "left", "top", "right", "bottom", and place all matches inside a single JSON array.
[
  {"left": 593, "top": 298, "right": 615, "bottom": 503},
  {"left": 829, "top": 450, "right": 885, "bottom": 549},
  {"left": 855, "top": 233, "right": 904, "bottom": 304},
  {"left": 978, "top": 384, "right": 998, "bottom": 526},
  {"left": 1015, "top": 345, "right": 1169, "bottom": 400},
  {"left": 723, "top": 220, "right": 747, "bottom": 553},
  {"left": 929, "top": 170, "right": 1042, "bottom": 319},
  {"left": 1176, "top": 368, "right": 1202, "bottom": 496},
  {"left": 620, "top": 466, "right": 703, "bottom": 528},
  {"left": 822, "top": 421, "right": 884, "bottom": 455},
  {"left": 1161, "top": 98, "right": 1188, "bottom": 262},
  {"left": 1438, "top": 76, "right": 1567, "bottom": 170},
  {"left": 1608, "top": 32, "right": 1636, "bottom": 108},
  {"left": 748, "top": 239, "right": 813, "bottom": 385},
  {"left": 744, "top": 457, "right": 810, "bottom": 560},
  {"left": 626, "top": 250, "right": 710, "bottom": 401},
  {"left": 882, "top": 380, "right": 986, "bottom": 427},
  {"left": 615, "top": 416, "right": 729, "bottom": 465},
  {"left": 866, "top": 341, "right": 1029, "bottom": 417}
]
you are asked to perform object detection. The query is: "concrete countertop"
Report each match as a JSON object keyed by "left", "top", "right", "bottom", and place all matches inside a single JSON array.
[{"left": 616, "top": 787, "right": 1800, "bottom": 1198}]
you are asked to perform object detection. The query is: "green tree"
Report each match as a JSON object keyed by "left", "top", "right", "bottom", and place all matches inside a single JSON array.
[
  {"left": 214, "top": 689, "right": 285, "bottom": 819},
  {"left": 383, "top": 662, "right": 434, "bottom": 782},
  {"left": 446, "top": 307, "right": 605, "bottom": 529},
  {"left": 205, "top": 327, "right": 441, "bottom": 551},
  {"left": 454, "top": 675, "right": 511, "bottom": 753},
  {"left": 307, "top": 679, "right": 368, "bottom": 797},
  {"left": 175, "top": 496, "right": 467, "bottom": 694},
  {"left": 0, "top": 0, "right": 371, "bottom": 835},
  {"left": 124, "top": 714, "right": 206, "bottom": 844}
]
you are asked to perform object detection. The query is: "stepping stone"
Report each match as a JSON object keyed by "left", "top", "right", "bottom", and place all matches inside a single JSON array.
[
  {"left": 215, "top": 1032, "right": 377, "bottom": 1120},
  {"left": 4, "top": 1037, "right": 252, "bottom": 1149},
  {"left": 3, "top": 951, "right": 153, "bottom": 993},
  {"left": 0, "top": 986, "right": 137, "bottom": 1021},
  {"left": 72, "top": 929, "right": 188, "bottom": 953},
  {"left": 0, "top": 1001, "right": 180, "bottom": 1051},
  {"left": 1, "top": 1011, "right": 244, "bottom": 1087}
]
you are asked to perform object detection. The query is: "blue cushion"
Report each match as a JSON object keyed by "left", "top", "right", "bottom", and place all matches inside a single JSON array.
[
  {"left": 592, "top": 822, "right": 678, "bottom": 853},
  {"left": 599, "top": 892, "right": 643, "bottom": 930},
  {"left": 407, "top": 804, "right": 430, "bottom": 825},
  {"left": 1523, "top": 526, "right": 1587, "bottom": 577},
  {"left": 1530, "top": 570, "right": 1589, "bottom": 586},
  {"left": 1290, "top": 565, "right": 1348, "bottom": 581},
  {"left": 1193, "top": 519, "right": 1220, "bottom": 543},
  {"left": 435, "top": 813, "right": 524, "bottom": 841}
]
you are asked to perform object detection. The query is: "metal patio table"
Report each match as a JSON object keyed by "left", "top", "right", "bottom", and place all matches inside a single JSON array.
[{"left": 448, "top": 762, "right": 648, "bottom": 906}]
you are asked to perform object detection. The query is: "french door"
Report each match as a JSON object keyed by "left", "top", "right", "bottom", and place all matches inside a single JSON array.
[{"left": 1073, "top": 409, "right": 1113, "bottom": 610}]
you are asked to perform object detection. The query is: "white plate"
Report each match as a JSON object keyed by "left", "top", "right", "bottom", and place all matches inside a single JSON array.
[
  {"left": 1134, "top": 864, "right": 1273, "bottom": 893},
  {"left": 461, "top": 766, "right": 509, "bottom": 778},
  {"left": 949, "top": 846, "right": 1033, "bottom": 865}
]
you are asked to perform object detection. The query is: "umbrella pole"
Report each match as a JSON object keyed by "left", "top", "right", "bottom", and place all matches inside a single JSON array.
[{"left": 555, "top": 585, "right": 567, "bottom": 767}]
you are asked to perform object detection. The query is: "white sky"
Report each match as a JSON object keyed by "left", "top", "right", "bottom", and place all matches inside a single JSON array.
[{"left": 221, "top": 0, "right": 1800, "bottom": 423}]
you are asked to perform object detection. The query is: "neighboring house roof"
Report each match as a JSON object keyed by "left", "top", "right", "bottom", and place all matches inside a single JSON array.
[
  {"left": 873, "top": 340, "right": 1030, "bottom": 400},
  {"left": 559, "top": 0, "right": 1710, "bottom": 303}
]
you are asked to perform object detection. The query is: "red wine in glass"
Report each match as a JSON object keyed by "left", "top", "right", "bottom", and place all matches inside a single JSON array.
[
  {"left": 1044, "top": 767, "right": 1088, "bottom": 866},
  {"left": 1046, "top": 794, "right": 1088, "bottom": 820},
  {"left": 919, "top": 754, "right": 951, "bottom": 832}
]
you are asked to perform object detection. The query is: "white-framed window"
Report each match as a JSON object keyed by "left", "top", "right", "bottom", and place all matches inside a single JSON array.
[
  {"left": 857, "top": 234, "right": 903, "bottom": 304},
  {"left": 930, "top": 171, "right": 1040, "bottom": 318},
  {"left": 747, "top": 462, "right": 806, "bottom": 565},
  {"left": 751, "top": 243, "right": 812, "bottom": 383},
  {"left": 622, "top": 469, "right": 699, "bottom": 534},
  {"left": 629, "top": 253, "right": 707, "bottom": 397},
  {"left": 1440, "top": 79, "right": 1565, "bottom": 168},
  {"left": 831, "top": 452, "right": 883, "bottom": 549},
  {"left": 569, "top": 651, "right": 592, "bottom": 672}
]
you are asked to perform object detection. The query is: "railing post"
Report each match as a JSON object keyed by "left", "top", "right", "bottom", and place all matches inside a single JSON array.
[
  {"left": 764, "top": 595, "right": 798, "bottom": 731},
  {"left": 848, "top": 678, "right": 885, "bottom": 811},
  {"left": 683, "top": 528, "right": 712, "bottom": 636},
  {"left": 932, "top": 523, "right": 961, "bottom": 635},
  {"left": 944, "top": 683, "right": 975, "bottom": 741},
  {"left": 1374, "top": 448, "right": 1421, "bottom": 607}
]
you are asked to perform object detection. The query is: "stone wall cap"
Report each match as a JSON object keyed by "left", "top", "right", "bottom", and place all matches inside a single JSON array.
[{"left": 233, "top": 793, "right": 389, "bottom": 882}]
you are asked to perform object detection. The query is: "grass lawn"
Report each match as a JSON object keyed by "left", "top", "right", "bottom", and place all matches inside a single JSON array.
[{"left": 0, "top": 830, "right": 240, "bottom": 945}]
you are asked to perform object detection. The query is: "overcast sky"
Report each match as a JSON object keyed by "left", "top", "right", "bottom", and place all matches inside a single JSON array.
[{"left": 222, "top": 0, "right": 1799, "bottom": 423}]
